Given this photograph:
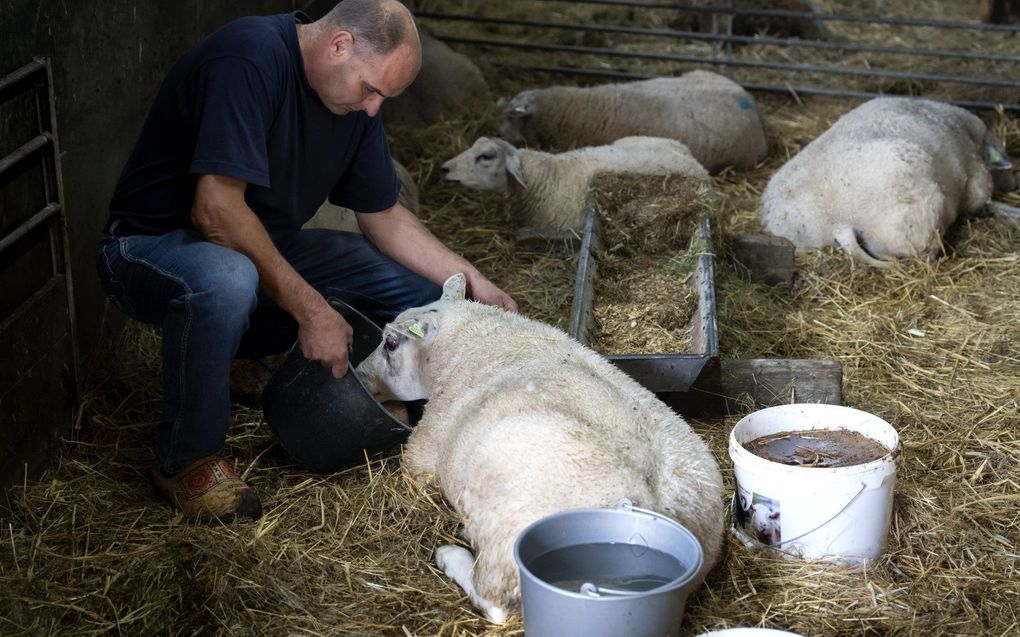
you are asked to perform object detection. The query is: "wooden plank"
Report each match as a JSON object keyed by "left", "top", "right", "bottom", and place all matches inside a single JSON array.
[
  {"left": 716, "top": 358, "right": 843, "bottom": 408},
  {"left": 732, "top": 233, "right": 797, "bottom": 286}
]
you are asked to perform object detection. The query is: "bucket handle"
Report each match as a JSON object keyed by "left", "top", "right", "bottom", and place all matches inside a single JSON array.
[
  {"left": 615, "top": 498, "right": 670, "bottom": 522},
  {"left": 776, "top": 482, "right": 868, "bottom": 548}
]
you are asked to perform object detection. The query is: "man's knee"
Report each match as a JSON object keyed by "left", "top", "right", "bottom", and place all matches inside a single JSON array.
[{"left": 189, "top": 252, "right": 259, "bottom": 320}]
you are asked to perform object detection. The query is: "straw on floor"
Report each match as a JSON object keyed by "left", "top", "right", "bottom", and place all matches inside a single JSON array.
[{"left": 2, "top": 1, "right": 1020, "bottom": 635}]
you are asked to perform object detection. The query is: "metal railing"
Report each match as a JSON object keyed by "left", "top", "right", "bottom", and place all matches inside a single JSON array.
[{"left": 413, "top": 0, "right": 1020, "bottom": 112}]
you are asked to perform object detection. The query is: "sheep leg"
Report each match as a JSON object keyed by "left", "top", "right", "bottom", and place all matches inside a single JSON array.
[
  {"left": 986, "top": 201, "right": 1020, "bottom": 220},
  {"left": 832, "top": 226, "right": 892, "bottom": 268},
  {"left": 435, "top": 545, "right": 508, "bottom": 624}
]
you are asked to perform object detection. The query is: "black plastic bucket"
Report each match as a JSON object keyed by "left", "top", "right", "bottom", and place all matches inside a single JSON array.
[{"left": 261, "top": 299, "right": 421, "bottom": 473}]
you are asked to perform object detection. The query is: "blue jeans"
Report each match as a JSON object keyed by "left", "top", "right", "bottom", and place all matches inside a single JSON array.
[{"left": 96, "top": 226, "right": 440, "bottom": 474}]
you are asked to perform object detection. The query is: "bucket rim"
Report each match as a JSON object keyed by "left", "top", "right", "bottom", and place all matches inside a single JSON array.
[
  {"left": 728, "top": 403, "right": 900, "bottom": 476},
  {"left": 513, "top": 505, "right": 704, "bottom": 601}
]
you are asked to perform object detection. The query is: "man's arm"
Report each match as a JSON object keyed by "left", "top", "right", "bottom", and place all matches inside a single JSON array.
[
  {"left": 192, "top": 174, "right": 353, "bottom": 378},
  {"left": 356, "top": 204, "right": 518, "bottom": 312}
]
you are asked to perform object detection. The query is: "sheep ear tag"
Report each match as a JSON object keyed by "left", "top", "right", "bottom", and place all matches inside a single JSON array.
[
  {"left": 407, "top": 322, "right": 425, "bottom": 338},
  {"left": 440, "top": 272, "right": 467, "bottom": 301},
  {"left": 983, "top": 144, "right": 1013, "bottom": 170}
]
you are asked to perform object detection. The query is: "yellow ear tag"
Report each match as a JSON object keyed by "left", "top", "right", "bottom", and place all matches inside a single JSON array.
[
  {"left": 408, "top": 322, "right": 425, "bottom": 338},
  {"left": 454, "top": 291, "right": 465, "bottom": 301}
]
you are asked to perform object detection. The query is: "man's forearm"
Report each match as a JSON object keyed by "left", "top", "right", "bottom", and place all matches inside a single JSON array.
[
  {"left": 192, "top": 174, "right": 328, "bottom": 322},
  {"left": 358, "top": 204, "right": 480, "bottom": 286}
]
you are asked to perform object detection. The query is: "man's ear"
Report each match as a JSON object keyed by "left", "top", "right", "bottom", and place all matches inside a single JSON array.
[
  {"left": 440, "top": 273, "right": 467, "bottom": 301},
  {"left": 330, "top": 30, "right": 356, "bottom": 59}
]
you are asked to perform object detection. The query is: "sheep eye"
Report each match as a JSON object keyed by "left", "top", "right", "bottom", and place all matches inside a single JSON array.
[
  {"left": 384, "top": 332, "right": 400, "bottom": 352},
  {"left": 476, "top": 152, "right": 496, "bottom": 162}
]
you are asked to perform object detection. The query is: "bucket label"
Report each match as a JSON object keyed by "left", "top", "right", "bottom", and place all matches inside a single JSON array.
[{"left": 735, "top": 485, "right": 781, "bottom": 546}]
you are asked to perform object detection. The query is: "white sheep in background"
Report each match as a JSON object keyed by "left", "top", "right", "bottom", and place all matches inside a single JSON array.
[
  {"left": 304, "top": 159, "right": 419, "bottom": 233},
  {"left": 761, "top": 97, "right": 1020, "bottom": 268},
  {"left": 498, "top": 70, "right": 768, "bottom": 173},
  {"left": 357, "top": 274, "right": 725, "bottom": 624},
  {"left": 440, "top": 135, "right": 710, "bottom": 231},
  {"left": 382, "top": 30, "right": 490, "bottom": 127}
]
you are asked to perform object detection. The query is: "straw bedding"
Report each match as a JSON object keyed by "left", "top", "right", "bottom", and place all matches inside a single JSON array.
[{"left": 2, "top": 1, "right": 1019, "bottom": 635}]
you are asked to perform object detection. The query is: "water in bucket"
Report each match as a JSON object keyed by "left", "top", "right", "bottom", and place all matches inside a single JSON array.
[
  {"left": 526, "top": 542, "right": 685, "bottom": 595},
  {"left": 514, "top": 502, "right": 704, "bottom": 637}
]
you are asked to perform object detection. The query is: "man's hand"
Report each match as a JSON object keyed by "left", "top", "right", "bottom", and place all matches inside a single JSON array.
[
  {"left": 467, "top": 272, "right": 518, "bottom": 313},
  {"left": 297, "top": 302, "right": 354, "bottom": 378}
]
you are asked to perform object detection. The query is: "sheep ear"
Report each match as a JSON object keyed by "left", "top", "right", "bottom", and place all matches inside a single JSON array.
[
  {"left": 440, "top": 272, "right": 467, "bottom": 301},
  {"left": 504, "top": 147, "right": 527, "bottom": 188},
  {"left": 983, "top": 143, "right": 1013, "bottom": 170}
]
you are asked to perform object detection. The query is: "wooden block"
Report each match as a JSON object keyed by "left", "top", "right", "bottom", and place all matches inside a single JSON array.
[
  {"left": 717, "top": 358, "right": 842, "bottom": 410},
  {"left": 733, "top": 233, "right": 797, "bottom": 285}
]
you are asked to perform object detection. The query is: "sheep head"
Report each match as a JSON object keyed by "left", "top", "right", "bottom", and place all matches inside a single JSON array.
[
  {"left": 498, "top": 90, "right": 537, "bottom": 143},
  {"left": 440, "top": 137, "right": 526, "bottom": 191},
  {"left": 356, "top": 274, "right": 466, "bottom": 402}
]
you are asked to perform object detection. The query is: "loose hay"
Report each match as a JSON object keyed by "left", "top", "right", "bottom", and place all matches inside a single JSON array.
[
  {"left": 3, "top": 1, "right": 1020, "bottom": 635},
  {"left": 588, "top": 173, "right": 713, "bottom": 354}
]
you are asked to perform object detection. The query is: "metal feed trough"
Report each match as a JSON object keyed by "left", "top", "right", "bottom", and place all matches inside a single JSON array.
[{"left": 565, "top": 205, "right": 841, "bottom": 413}]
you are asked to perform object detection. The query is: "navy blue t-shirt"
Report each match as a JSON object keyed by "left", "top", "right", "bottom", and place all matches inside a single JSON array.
[{"left": 108, "top": 12, "right": 399, "bottom": 243}]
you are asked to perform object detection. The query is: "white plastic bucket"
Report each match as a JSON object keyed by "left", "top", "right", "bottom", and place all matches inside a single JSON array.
[{"left": 729, "top": 404, "right": 900, "bottom": 563}]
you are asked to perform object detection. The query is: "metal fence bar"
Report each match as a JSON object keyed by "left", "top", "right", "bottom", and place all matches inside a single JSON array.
[
  {"left": 0, "top": 133, "right": 51, "bottom": 176},
  {"left": 0, "top": 203, "right": 61, "bottom": 258},
  {"left": 0, "top": 58, "right": 46, "bottom": 94},
  {"left": 416, "top": 12, "right": 1020, "bottom": 64},
  {"left": 440, "top": 35, "right": 1020, "bottom": 89},
  {"left": 519, "top": 64, "right": 1020, "bottom": 112},
  {"left": 543, "top": 0, "right": 1020, "bottom": 32}
]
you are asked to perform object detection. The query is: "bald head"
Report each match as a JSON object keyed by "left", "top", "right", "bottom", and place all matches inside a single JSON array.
[{"left": 320, "top": 0, "right": 420, "bottom": 60}]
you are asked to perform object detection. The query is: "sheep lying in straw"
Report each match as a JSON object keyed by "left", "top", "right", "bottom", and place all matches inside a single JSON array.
[
  {"left": 440, "top": 135, "right": 709, "bottom": 231},
  {"left": 356, "top": 274, "right": 725, "bottom": 624},
  {"left": 498, "top": 71, "right": 768, "bottom": 173},
  {"left": 761, "top": 97, "right": 1020, "bottom": 268}
]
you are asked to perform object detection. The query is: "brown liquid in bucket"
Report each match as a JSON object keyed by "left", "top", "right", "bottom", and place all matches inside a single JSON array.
[{"left": 743, "top": 429, "right": 890, "bottom": 468}]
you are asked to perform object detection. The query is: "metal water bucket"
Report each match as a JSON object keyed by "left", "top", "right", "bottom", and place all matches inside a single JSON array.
[{"left": 513, "top": 500, "right": 704, "bottom": 637}]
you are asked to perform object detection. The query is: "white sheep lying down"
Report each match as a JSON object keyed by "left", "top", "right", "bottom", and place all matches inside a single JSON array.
[
  {"left": 499, "top": 70, "right": 769, "bottom": 173},
  {"left": 356, "top": 274, "right": 725, "bottom": 624},
  {"left": 761, "top": 97, "right": 1020, "bottom": 267},
  {"left": 441, "top": 135, "right": 710, "bottom": 231}
]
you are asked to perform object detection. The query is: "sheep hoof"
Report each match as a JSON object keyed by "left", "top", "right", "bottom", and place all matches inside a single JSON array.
[
  {"left": 435, "top": 544, "right": 507, "bottom": 624},
  {"left": 484, "top": 605, "right": 508, "bottom": 625}
]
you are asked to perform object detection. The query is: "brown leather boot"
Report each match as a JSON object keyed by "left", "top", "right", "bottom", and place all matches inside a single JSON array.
[{"left": 151, "top": 456, "right": 263, "bottom": 523}]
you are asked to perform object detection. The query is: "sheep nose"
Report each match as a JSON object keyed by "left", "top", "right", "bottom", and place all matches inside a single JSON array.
[{"left": 439, "top": 164, "right": 452, "bottom": 178}]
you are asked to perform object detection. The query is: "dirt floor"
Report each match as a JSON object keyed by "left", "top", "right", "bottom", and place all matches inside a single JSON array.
[{"left": 2, "top": 1, "right": 1020, "bottom": 636}]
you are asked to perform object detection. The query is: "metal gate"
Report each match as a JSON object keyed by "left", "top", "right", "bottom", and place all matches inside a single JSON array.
[
  {"left": 410, "top": 0, "right": 1020, "bottom": 112},
  {"left": 0, "top": 58, "right": 80, "bottom": 491}
]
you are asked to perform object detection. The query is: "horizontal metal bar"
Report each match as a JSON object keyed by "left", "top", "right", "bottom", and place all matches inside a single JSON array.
[
  {"left": 0, "top": 134, "right": 51, "bottom": 178},
  {"left": 543, "top": 0, "right": 1020, "bottom": 32},
  {"left": 441, "top": 35, "right": 1020, "bottom": 89},
  {"left": 417, "top": 12, "right": 1020, "bottom": 64},
  {"left": 0, "top": 58, "right": 46, "bottom": 95},
  {"left": 517, "top": 64, "right": 1020, "bottom": 113},
  {"left": 0, "top": 203, "right": 60, "bottom": 258}
]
